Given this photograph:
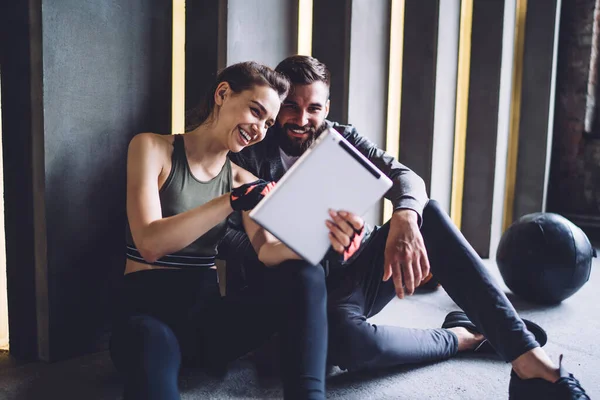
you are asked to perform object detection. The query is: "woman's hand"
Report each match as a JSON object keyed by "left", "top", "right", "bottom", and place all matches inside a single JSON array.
[
  {"left": 326, "top": 210, "right": 365, "bottom": 261},
  {"left": 230, "top": 180, "right": 276, "bottom": 211}
]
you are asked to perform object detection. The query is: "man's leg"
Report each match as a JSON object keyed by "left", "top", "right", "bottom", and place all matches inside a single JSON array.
[
  {"left": 327, "top": 224, "right": 458, "bottom": 371},
  {"left": 421, "top": 200, "right": 539, "bottom": 361}
]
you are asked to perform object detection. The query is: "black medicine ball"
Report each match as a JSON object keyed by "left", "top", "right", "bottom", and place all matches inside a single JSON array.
[{"left": 496, "top": 212, "right": 595, "bottom": 304}]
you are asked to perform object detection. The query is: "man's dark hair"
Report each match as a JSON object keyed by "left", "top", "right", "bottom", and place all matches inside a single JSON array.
[{"left": 275, "top": 55, "right": 330, "bottom": 88}]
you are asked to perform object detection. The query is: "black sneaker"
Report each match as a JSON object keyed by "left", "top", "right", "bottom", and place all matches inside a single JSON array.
[{"left": 509, "top": 355, "right": 590, "bottom": 399}]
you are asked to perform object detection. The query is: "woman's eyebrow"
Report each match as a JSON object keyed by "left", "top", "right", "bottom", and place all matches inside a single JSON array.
[{"left": 251, "top": 100, "right": 267, "bottom": 115}]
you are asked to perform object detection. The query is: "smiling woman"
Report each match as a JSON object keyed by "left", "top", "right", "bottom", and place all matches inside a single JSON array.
[{"left": 109, "top": 62, "right": 337, "bottom": 400}]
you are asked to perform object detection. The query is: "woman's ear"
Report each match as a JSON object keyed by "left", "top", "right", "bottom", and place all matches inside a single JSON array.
[{"left": 214, "top": 82, "right": 230, "bottom": 106}]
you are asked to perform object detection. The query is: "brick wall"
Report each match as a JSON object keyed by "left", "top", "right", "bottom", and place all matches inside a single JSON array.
[{"left": 548, "top": 0, "right": 600, "bottom": 219}]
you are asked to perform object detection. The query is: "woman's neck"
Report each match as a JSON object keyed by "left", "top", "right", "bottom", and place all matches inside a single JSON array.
[{"left": 184, "top": 123, "right": 229, "bottom": 167}]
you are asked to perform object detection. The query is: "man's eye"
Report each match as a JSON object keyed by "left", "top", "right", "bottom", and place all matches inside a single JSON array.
[{"left": 309, "top": 108, "right": 320, "bottom": 113}]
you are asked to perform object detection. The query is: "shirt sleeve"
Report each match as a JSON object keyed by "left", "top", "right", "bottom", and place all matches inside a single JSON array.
[{"left": 334, "top": 123, "right": 429, "bottom": 224}]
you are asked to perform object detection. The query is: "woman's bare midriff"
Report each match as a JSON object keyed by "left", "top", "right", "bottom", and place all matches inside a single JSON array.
[{"left": 124, "top": 258, "right": 216, "bottom": 275}]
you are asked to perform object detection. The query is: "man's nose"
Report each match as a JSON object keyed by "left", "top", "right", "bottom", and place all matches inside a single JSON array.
[{"left": 293, "top": 110, "right": 309, "bottom": 127}]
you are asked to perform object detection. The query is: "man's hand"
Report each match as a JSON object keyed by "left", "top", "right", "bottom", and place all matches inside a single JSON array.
[{"left": 382, "top": 209, "right": 430, "bottom": 298}]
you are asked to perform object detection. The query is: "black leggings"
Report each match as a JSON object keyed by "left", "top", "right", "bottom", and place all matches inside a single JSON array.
[{"left": 110, "top": 260, "right": 328, "bottom": 400}]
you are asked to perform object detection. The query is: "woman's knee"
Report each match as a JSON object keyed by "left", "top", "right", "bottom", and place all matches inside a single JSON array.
[
  {"left": 278, "top": 260, "right": 326, "bottom": 290},
  {"left": 111, "top": 315, "right": 182, "bottom": 371}
]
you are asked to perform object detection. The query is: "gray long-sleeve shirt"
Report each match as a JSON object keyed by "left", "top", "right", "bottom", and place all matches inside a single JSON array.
[
  {"left": 229, "top": 120, "right": 429, "bottom": 221},
  {"left": 221, "top": 120, "right": 429, "bottom": 279}
]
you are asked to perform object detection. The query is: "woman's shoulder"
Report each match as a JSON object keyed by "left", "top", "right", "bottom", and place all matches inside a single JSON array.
[
  {"left": 128, "top": 133, "right": 177, "bottom": 158},
  {"left": 230, "top": 160, "right": 258, "bottom": 187},
  {"left": 129, "top": 132, "right": 175, "bottom": 149}
]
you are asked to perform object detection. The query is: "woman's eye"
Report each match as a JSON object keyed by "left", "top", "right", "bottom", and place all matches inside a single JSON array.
[{"left": 251, "top": 108, "right": 260, "bottom": 117}]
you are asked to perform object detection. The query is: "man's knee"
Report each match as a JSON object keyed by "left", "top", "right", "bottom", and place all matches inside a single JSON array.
[
  {"left": 423, "top": 199, "right": 443, "bottom": 218},
  {"left": 328, "top": 310, "right": 384, "bottom": 369}
]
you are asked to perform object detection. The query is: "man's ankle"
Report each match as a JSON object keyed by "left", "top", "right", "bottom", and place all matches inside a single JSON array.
[
  {"left": 446, "top": 327, "right": 485, "bottom": 352},
  {"left": 511, "top": 348, "right": 560, "bottom": 382}
]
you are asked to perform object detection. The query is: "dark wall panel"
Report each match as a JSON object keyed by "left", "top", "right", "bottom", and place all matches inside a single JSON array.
[
  {"left": 185, "top": 0, "right": 221, "bottom": 130},
  {"left": 513, "top": 0, "right": 559, "bottom": 221},
  {"left": 398, "top": 0, "right": 439, "bottom": 192},
  {"left": 312, "top": 0, "right": 352, "bottom": 124},
  {"left": 0, "top": 0, "right": 40, "bottom": 361},
  {"left": 461, "top": 0, "right": 505, "bottom": 257},
  {"left": 40, "top": 0, "right": 172, "bottom": 360}
]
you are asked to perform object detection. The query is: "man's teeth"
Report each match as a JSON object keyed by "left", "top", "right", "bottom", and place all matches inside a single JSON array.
[
  {"left": 239, "top": 129, "right": 251, "bottom": 142},
  {"left": 291, "top": 128, "right": 307, "bottom": 134}
]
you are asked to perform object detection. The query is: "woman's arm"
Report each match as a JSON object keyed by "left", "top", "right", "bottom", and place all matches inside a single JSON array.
[
  {"left": 242, "top": 211, "right": 302, "bottom": 267},
  {"left": 231, "top": 162, "right": 300, "bottom": 267},
  {"left": 127, "top": 133, "right": 234, "bottom": 263}
]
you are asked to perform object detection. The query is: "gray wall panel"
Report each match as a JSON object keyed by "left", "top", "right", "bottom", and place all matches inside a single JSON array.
[
  {"left": 347, "top": 0, "right": 391, "bottom": 224},
  {"left": 39, "top": 0, "right": 172, "bottom": 360},
  {"left": 431, "top": 0, "right": 460, "bottom": 213},
  {"left": 226, "top": 0, "right": 298, "bottom": 67}
]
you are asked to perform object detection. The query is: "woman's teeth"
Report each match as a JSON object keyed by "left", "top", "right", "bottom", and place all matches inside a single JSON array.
[{"left": 239, "top": 128, "right": 251, "bottom": 142}]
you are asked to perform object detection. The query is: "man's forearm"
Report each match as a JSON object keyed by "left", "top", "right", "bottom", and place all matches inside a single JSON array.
[{"left": 341, "top": 125, "right": 429, "bottom": 220}]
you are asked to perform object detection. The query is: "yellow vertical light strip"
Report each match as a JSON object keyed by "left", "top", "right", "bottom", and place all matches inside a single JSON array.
[
  {"left": 297, "top": 0, "right": 314, "bottom": 55},
  {"left": 383, "top": 0, "right": 406, "bottom": 221},
  {"left": 449, "top": 0, "right": 473, "bottom": 229},
  {"left": 172, "top": 0, "right": 186, "bottom": 134},
  {"left": 503, "top": 0, "right": 527, "bottom": 231}
]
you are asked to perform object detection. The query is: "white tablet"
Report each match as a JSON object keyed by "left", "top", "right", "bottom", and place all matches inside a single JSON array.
[{"left": 249, "top": 128, "right": 393, "bottom": 265}]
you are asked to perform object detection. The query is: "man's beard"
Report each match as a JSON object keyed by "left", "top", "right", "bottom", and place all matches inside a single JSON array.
[{"left": 277, "top": 122, "right": 328, "bottom": 157}]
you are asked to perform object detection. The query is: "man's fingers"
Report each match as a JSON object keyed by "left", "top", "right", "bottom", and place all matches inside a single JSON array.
[
  {"left": 413, "top": 257, "right": 423, "bottom": 288},
  {"left": 382, "top": 259, "right": 393, "bottom": 281},
  {"left": 326, "top": 220, "right": 351, "bottom": 247},
  {"left": 328, "top": 210, "right": 355, "bottom": 237},
  {"left": 420, "top": 252, "right": 431, "bottom": 281},
  {"left": 402, "top": 260, "right": 415, "bottom": 295},
  {"left": 392, "top": 262, "right": 405, "bottom": 299},
  {"left": 328, "top": 233, "right": 345, "bottom": 253},
  {"left": 337, "top": 210, "right": 364, "bottom": 231}
]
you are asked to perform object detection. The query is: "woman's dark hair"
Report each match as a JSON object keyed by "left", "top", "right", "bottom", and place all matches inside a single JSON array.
[
  {"left": 275, "top": 55, "right": 330, "bottom": 87},
  {"left": 187, "top": 61, "right": 290, "bottom": 130}
]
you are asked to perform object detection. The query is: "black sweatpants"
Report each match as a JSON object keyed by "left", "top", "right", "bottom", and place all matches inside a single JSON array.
[{"left": 326, "top": 199, "right": 540, "bottom": 371}]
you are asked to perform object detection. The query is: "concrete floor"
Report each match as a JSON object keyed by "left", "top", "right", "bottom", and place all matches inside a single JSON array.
[{"left": 0, "top": 257, "right": 598, "bottom": 400}]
